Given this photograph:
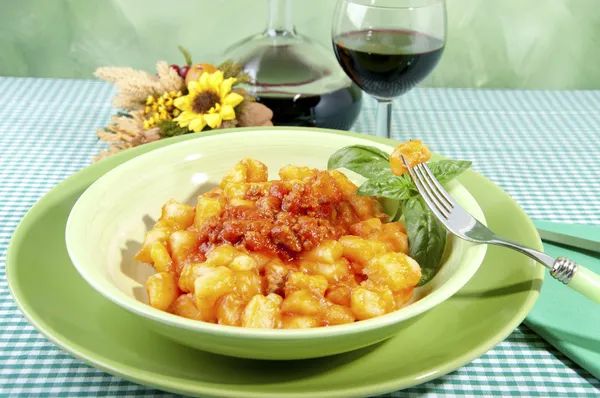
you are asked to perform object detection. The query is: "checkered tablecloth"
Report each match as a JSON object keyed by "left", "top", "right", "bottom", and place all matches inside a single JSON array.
[{"left": 0, "top": 77, "right": 599, "bottom": 397}]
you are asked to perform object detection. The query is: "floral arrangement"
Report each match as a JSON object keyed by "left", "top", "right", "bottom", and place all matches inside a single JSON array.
[{"left": 94, "top": 47, "right": 273, "bottom": 161}]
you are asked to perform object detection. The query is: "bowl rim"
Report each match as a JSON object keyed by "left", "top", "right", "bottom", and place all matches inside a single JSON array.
[{"left": 65, "top": 128, "right": 488, "bottom": 339}]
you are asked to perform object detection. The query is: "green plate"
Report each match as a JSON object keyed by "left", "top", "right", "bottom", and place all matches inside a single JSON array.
[{"left": 7, "top": 128, "right": 545, "bottom": 397}]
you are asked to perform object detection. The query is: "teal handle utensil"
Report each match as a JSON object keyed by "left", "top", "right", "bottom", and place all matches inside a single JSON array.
[{"left": 533, "top": 219, "right": 600, "bottom": 253}]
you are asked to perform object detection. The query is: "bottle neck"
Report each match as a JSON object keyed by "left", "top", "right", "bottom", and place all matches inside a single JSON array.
[{"left": 265, "top": 0, "right": 296, "bottom": 37}]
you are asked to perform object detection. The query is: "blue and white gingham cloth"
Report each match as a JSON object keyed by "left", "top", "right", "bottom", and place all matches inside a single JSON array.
[{"left": 0, "top": 77, "right": 599, "bottom": 396}]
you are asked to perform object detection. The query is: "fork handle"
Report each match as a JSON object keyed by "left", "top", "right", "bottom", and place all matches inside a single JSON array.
[
  {"left": 552, "top": 258, "right": 600, "bottom": 304},
  {"left": 489, "top": 239, "right": 600, "bottom": 303}
]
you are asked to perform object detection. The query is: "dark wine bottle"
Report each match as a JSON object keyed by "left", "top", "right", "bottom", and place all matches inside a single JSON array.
[{"left": 222, "top": 0, "right": 362, "bottom": 131}]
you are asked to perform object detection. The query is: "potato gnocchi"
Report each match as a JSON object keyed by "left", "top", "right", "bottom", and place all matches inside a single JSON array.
[{"left": 135, "top": 159, "right": 422, "bottom": 328}]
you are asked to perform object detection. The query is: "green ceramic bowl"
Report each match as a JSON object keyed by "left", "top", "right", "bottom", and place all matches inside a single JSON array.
[{"left": 65, "top": 129, "right": 487, "bottom": 360}]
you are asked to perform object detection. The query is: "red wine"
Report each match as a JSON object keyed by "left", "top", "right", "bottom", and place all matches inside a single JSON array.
[
  {"left": 256, "top": 85, "right": 362, "bottom": 130},
  {"left": 333, "top": 29, "right": 444, "bottom": 99}
]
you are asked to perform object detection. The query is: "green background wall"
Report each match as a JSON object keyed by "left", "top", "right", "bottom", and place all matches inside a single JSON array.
[{"left": 1, "top": 0, "right": 599, "bottom": 89}]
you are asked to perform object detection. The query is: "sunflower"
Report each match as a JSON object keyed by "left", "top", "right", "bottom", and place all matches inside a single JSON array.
[{"left": 173, "top": 70, "right": 244, "bottom": 132}]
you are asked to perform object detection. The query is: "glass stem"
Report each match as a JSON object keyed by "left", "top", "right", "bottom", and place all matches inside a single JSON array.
[
  {"left": 375, "top": 100, "right": 392, "bottom": 139},
  {"left": 265, "top": 0, "right": 296, "bottom": 37}
]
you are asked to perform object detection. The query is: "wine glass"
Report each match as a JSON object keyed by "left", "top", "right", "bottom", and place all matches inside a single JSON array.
[{"left": 332, "top": 0, "right": 447, "bottom": 139}]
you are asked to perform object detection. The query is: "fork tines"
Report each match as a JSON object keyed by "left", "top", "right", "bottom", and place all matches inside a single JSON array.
[{"left": 400, "top": 155, "right": 455, "bottom": 221}]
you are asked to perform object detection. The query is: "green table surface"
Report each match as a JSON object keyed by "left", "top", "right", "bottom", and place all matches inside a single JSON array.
[{"left": 0, "top": 77, "right": 599, "bottom": 396}]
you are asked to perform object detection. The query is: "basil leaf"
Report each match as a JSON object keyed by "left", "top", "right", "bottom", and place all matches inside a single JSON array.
[
  {"left": 402, "top": 196, "right": 447, "bottom": 286},
  {"left": 328, "top": 148, "right": 469, "bottom": 284},
  {"left": 356, "top": 173, "right": 415, "bottom": 201},
  {"left": 428, "top": 160, "right": 472, "bottom": 184},
  {"left": 327, "top": 145, "right": 391, "bottom": 179},
  {"left": 355, "top": 159, "right": 470, "bottom": 200}
]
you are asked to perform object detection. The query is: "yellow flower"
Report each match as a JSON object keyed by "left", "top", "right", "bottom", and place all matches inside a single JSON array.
[
  {"left": 142, "top": 91, "right": 182, "bottom": 129},
  {"left": 173, "top": 70, "right": 244, "bottom": 132}
]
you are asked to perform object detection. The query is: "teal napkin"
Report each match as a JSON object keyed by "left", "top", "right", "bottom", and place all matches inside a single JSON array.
[{"left": 524, "top": 221, "right": 600, "bottom": 380}]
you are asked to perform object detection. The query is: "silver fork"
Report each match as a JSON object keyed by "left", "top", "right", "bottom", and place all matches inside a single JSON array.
[{"left": 400, "top": 155, "right": 600, "bottom": 304}]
